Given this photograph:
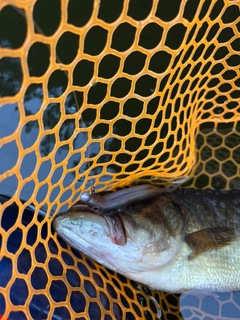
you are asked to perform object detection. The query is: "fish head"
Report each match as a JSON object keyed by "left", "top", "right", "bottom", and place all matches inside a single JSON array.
[{"left": 53, "top": 197, "right": 184, "bottom": 275}]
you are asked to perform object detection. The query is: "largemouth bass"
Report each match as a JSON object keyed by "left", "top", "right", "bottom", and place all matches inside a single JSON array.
[{"left": 53, "top": 188, "right": 240, "bottom": 293}]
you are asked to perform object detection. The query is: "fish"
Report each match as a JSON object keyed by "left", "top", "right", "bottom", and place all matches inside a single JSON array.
[{"left": 53, "top": 187, "right": 240, "bottom": 293}]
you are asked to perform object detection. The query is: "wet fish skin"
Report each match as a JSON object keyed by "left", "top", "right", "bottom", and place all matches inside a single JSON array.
[{"left": 53, "top": 188, "right": 240, "bottom": 293}]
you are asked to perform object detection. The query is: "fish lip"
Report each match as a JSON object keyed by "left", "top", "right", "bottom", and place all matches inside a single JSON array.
[
  {"left": 52, "top": 213, "right": 67, "bottom": 229},
  {"left": 53, "top": 204, "right": 94, "bottom": 228},
  {"left": 68, "top": 203, "right": 95, "bottom": 213}
]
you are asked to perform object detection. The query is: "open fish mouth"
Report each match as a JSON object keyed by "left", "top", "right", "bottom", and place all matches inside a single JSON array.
[
  {"left": 53, "top": 204, "right": 127, "bottom": 247},
  {"left": 68, "top": 203, "right": 127, "bottom": 246}
]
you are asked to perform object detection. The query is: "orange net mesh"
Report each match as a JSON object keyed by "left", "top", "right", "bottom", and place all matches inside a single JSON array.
[{"left": 0, "top": 0, "right": 240, "bottom": 319}]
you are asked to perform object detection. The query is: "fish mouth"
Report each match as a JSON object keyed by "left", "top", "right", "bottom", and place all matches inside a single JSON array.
[
  {"left": 103, "top": 214, "right": 126, "bottom": 246},
  {"left": 69, "top": 202, "right": 127, "bottom": 246},
  {"left": 53, "top": 204, "right": 127, "bottom": 246}
]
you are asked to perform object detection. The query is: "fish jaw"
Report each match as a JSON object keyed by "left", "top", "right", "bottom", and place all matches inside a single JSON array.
[
  {"left": 53, "top": 211, "right": 126, "bottom": 246},
  {"left": 53, "top": 206, "right": 184, "bottom": 277},
  {"left": 53, "top": 210, "right": 150, "bottom": 273}
]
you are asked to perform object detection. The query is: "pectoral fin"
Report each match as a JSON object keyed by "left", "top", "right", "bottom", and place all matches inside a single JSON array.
[{"left": 185, "top": 227, "right": 234, "bottom": 259}]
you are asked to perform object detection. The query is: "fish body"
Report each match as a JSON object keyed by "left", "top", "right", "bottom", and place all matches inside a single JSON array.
[{"left": 53, "top": 188, "right": 240, "bottom": 293}]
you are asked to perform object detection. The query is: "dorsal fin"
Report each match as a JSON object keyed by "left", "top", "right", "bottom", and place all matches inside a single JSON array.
[{"left": 185, "top": 227, "right": 235, "bottom": 259}]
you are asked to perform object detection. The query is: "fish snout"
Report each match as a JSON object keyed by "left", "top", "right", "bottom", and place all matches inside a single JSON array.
[{"left": 52, "top": 213, "right": 68, "bottom": 230}]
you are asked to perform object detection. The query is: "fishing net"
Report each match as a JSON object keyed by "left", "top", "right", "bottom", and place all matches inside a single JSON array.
[{"left": 0, "top": 0, "right": 240, "bottom": 319}]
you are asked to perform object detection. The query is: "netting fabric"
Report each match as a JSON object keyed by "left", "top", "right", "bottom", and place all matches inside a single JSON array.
[{"left": 0, "top": 0, "right": 240, "bottom": 319}]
